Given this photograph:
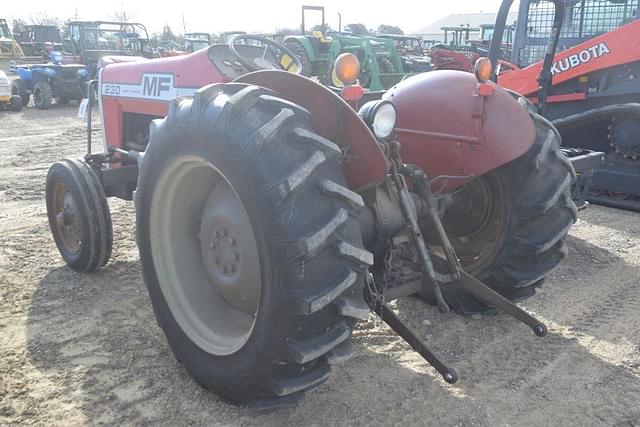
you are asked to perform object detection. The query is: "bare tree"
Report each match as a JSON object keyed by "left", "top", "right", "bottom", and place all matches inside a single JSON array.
[
  {"left": 111, "top": 9, "right": 132, "bottom": 23},
  {"left": 27, "top": 12, "right": 60, "bottom": 26}
]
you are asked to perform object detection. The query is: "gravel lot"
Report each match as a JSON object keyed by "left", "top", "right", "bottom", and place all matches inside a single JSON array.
[{"left": 1, "top": 105, "right": 639, "bottom": 426}]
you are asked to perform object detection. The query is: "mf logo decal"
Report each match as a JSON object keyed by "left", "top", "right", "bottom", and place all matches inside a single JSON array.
[
  {"left": 101, "top": 73, "right": 190, "bottom": 101},
  {"left": 550, "top": 42, "right": 611, "bottom": 76},
  {"left": 142, "top": 74, "right": 173, "bottom": 97}
]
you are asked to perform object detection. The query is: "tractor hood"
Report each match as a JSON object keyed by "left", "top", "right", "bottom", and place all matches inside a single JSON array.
[{"left": 383, "top": 70, "right": 536, "bottom": 190}]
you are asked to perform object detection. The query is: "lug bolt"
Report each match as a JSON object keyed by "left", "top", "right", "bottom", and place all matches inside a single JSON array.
[
  {"left": 234, "top": 252, "right": 240, "bottom": 261},
  {"left": 230, "top": 264, "right": 236, "bottom": 274}
]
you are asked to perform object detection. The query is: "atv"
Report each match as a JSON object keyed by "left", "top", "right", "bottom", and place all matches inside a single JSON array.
[
  {"left": 11, "top": 50, "right": 88, "bottom": 109},
  {"left": 45, "top": 33, "right": 577, "bottom": 405},
  {"left": 0, "top": 69, "right": 22, "bottom": 111}
]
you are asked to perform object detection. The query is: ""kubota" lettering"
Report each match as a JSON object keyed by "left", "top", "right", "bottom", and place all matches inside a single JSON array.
[{"left": 550, "top": 42, "right": 611, "bottom": 75}]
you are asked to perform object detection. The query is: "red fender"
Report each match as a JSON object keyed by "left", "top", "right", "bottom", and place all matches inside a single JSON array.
[{"left": 384, "top": 70, "right": 536, "bottom": 191}]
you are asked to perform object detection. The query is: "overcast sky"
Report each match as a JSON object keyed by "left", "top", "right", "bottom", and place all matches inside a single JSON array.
[{"left": 3, "top": 0, "right": 509, "bottom": 34}]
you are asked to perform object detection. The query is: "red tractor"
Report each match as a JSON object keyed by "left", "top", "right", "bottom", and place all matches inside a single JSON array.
[{"left": 45, "top": 34, "right": 576, "bottom": 405}]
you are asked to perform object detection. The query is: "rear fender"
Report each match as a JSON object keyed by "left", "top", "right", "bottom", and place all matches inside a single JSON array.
[
  {"left": 236, "top": 70, "right": 387, "bottom": 190},
  {"left": 385, "top": 70, "right": 536, "bottom": 191},
  {"left": 15, "top": 68, "right": 32, "bottom": 81}
]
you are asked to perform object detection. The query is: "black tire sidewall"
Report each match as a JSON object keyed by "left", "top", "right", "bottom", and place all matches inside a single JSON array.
[
  {"left": 46, "top": 162, "right": 98, "bottom": 270},
  {"left": 34, "top": 81, "right": 52, "bottom": 109}
]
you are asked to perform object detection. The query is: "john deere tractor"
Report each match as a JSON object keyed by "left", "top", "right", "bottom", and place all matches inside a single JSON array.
[{"left": 283, "top": 6, "right": 408, "bottom": 91}]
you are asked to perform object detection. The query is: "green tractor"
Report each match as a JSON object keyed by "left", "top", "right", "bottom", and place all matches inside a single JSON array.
[{"left": 282, "top": 6, "right": 407, "bottom": 91}]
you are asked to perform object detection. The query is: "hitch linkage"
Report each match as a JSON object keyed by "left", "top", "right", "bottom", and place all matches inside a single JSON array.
[{"left": 367, "top": 144, "right": 548, "bottom": 383}]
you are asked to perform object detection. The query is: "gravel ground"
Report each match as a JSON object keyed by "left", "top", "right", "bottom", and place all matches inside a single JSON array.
[{"left": 1, "top": 106, "right": 639, "bottom": 426}]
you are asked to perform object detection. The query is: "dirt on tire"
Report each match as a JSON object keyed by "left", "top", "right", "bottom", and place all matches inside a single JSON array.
[{"left": 1, "top": 106, "right": 640, "bottom": 425}]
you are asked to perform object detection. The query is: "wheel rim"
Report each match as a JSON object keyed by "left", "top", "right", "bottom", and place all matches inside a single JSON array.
[
  {"left": 440, "top": 173, "right": 507, "bottom": 273},
  {"left": 150, "top": 157, "right": 261, "bottom": 356},
  {"left": 52, "top": 182, "right": 82, "bottom": 255}
]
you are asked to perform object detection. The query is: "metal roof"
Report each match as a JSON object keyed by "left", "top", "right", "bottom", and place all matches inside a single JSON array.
[{"left": 414, "top": 11, "right": 519, "bottom": 35}]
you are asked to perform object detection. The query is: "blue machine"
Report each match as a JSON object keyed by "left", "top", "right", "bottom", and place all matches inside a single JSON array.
[{"left": 11, "top": 50, "right": 88, "bottom": 109}]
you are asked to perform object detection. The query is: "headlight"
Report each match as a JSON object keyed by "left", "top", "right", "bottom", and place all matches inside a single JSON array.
[
  {"left": 77, "top": 68, "right": 88, "bottom": 78},
  {"left": 358, "top": 100, "right": 397, "bottom": 140}
]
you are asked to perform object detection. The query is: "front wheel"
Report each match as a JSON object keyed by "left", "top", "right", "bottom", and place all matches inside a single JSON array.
[
  {"left": 432, "top": 113, "right": 577, "bottom": 314},
  {"left": 136, "top": 83, "right": 372, "bottom": 404},
  {"left": 11, "top": 79, "right": 30, "bottom": 106},
  {"left": 33, "top": 81, "right": 52, "bottom": 109},
  {"left": 9, "top": 95, "right": 22, "bottom": 112},
  {"left": 46, "top": 159, "right": 113, "bottom": 272}
]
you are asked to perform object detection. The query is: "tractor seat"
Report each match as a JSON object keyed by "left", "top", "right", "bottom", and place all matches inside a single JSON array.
[{"left": 310, "top": 37, "right": 330, "bottom": 54}]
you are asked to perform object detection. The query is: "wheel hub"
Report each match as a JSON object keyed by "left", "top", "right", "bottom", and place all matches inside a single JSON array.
[
  {"left": 150, "top": 158, "right": 262, "bottom": 356},
  {"left": 439, "top": 173, "right": 506, "bottom": 273},
  {"left": 53, "top": 185, "right": 82, "bottom": 254},
  {"left": 208, "top": 225, "right": 240, "bottom": 276}
]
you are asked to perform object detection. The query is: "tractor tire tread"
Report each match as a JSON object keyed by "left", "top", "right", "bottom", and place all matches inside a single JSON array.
[
  {"left": 284, "top": 39, "right": 313, "bottom": 77},
  {"left": 442, "top": 111, "right": 577, "bottom": 314},
  {"left": 277, "top": 321, "right": 351, "bottom": 364}
]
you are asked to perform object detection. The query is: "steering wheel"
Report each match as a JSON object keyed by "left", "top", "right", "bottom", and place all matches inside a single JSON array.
[{"left": 228, "top": 34, "right": 303, "bottom": 74}]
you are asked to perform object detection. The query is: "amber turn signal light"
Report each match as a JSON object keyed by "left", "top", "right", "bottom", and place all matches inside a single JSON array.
[
  {"left": 335, "top": 53, "right": 360, "bottom": 85},
  {"left": 474, "top": 57, "right": 492, "bottom": 83}
]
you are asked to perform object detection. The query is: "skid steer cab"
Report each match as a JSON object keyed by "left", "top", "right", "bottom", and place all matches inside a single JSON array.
[{"left": 45, "top": 34, "right": 577, "bottom": 406}]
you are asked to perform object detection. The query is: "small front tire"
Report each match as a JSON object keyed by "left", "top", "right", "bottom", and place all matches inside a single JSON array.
[
  {"left": 11, "top": 79, "right": 30, "bottom": 107},
  {"left": 33, "top": 81, "right": 53, "bottom": 109},
  {"left": 9, "top": 95, "right": 22, "bottom": 112},
  {"left": 46, "top": 159, "right": 113, "bottom": 272}
]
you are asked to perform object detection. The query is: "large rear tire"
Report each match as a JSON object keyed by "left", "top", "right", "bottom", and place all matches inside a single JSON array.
[
  {"left": 46, "top": 159, "right": 113, "bottom": 272},
  {"left": 135, "top": 83, "right": 372, "bottom": 404},
  {"left": 434, "top": 113, "right": 577, "bottom": 314},
  {"left": 284, "top": 39, "right": 312, "bottom": 77}
]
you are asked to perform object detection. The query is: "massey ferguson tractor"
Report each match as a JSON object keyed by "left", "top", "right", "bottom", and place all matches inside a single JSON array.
[{"left": 45, "top": 34, "right": 576, "bottom": 405}]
